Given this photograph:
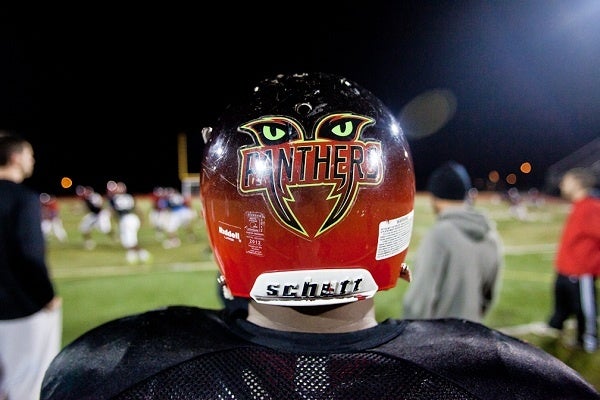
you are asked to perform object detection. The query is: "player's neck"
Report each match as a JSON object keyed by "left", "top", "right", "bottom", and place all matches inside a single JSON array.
[
  {"left": 0, "top": 166, "right": 24, "bottom": 183},
  {"left": 570, "top": 188, "right": 589, "bottom": 202},
  {"left": 246, "top": 298, "right": 378, "bottom": 333}
]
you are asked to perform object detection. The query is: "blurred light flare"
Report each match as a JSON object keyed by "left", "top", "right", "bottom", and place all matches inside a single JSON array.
[
  {"left": 399, "top": 89, "right": 457, "bottom": 140},
  {"left": 520, "top": 162, "right": 532, "bottom": 174},
  {"left": 39, "top": 192, "right": 51, "bottom": 203},
  {"left": 506, "top": 173, "right": 517, "bottom": 185},
  {"left": 61, "top": 177, "right": 72, "bottom": 189},
  {"left": 488, "top": 170, "right": 500, "bottom": 183}
]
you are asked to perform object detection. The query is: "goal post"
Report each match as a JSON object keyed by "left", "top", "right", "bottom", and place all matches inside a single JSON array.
[{"left": 178, "top": 132, "right": 200, "bottom": 198}]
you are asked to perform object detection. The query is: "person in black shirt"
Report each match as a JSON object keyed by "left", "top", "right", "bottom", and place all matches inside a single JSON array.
[
  {"left": 0, "top": 132, "right": 62, "bottom": 400},
  {"left": 41, "top": 73, "right": 600, "bottom": 399}
]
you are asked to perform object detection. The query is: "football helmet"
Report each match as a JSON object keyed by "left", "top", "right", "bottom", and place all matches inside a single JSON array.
[{"left": 200, "top": 72, "right": 415, "bottom": 306}]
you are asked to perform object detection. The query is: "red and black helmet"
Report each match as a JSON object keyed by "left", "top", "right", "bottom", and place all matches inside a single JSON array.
[{"left": 200, "top": 72, "right": 415, "bottom": 306}]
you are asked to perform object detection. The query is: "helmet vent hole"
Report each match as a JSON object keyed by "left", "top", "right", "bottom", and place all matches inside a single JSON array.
[{"left": 295, "top": 102, "right": 312, "bottom": 116}]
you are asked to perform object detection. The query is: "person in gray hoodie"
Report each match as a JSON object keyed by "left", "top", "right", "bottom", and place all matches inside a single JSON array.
[{"left": 403, "top": 161, "right": 503, "bottom": 323}]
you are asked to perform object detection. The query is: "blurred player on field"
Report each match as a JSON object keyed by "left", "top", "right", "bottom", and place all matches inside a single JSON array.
[
  {"left": 40, "top": 193, "right": 67, "bottom": 243},
  {"left": 161, "top": 187, "right": 197, "bottom": 249},
  {"left": 148, "top": 186, "right": 169, "bottom": 240},
  {"left": 106, "top": 180, "right": 151, "bottom": 264},
  {"left": 76, "top": 185, "right": 113, "bottom": 249}
]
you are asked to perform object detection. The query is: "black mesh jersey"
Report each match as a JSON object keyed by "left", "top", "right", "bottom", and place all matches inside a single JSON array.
[{"left": 41, "top": 305, "right": 600, "bottom": 400}]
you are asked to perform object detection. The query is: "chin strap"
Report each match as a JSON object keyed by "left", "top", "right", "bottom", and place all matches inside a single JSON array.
[{"left": 399, "top": 263, "right": 412, "bottom": 283}]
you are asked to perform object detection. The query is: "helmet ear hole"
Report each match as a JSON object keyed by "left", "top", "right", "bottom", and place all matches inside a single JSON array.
[{"left": 200, "top": 72, "right": 415, "bottom": 304}]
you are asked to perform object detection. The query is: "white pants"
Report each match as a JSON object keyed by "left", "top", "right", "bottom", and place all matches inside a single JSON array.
[
  {"left": 164, "top": 207, "right": 196, "bottom": 234},
  {"left": 119, "top": 213, "right": 141, "bottom": 248},
  {"left": 0, "top": 307, "right": 62, "bottom": 400},
  {"left": 79, "top": 209, "right": 112, "bottom": 234},
  {"left": 41, "top": 219, "right": 68, "bottom": 242}
]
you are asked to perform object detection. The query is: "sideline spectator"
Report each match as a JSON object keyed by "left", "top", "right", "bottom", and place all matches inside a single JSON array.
[
  {"left": 403, "top": 160, "right": 504, "bottom": 323},
  {"left": 0, "top": 132, "right": 62, "bottom": 400},
  {"left": 548, "top": 167, "right": 600, "bottom": 353}
]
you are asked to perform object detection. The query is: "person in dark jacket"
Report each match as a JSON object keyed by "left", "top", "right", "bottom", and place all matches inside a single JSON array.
[
  {"left": 403, "top": 161, "right": 504, "bottom": 322},
  {"left": 0, "top": 132, "right": 62, "bottom": 400},
  {"left": 41, "top": 73, "right": 599, "bottom": 399}
]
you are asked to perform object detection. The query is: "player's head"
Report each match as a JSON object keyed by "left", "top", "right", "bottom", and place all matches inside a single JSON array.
[
  {"left": 116, "top": 181, "right": 127, "bottom": 194},
  {"left": 559, "top": 167, "right": 597, "bottom": 200},
  {"left": 106, "top": 180, "right": 127, "bottom": 195},
  {"left": 0, "top": 133, "right": 34, "bottom": 179},
  {"left": 106, "top": 180, "right": 118, "bottom": 196},
  {"left": 427, "top": 161, "right": 472, "bottom": 201},
  {"left": 200, "top": 72, "right": 415, "bottom": 306},
  {"left": 75, "top": 185, "right": 93, "bottom": 197}
]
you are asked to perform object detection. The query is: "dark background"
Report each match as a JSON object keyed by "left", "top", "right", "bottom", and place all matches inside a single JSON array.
[{"left": 2, "top": 1, "right": 599, "bottom": 195}]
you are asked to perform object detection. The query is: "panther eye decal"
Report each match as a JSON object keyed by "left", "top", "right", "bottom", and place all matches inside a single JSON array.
[
  {"left": 238, "top": 113, "right": 382, "bottom": 237},
  {"left": 241, "top": 116, "right": 303, "bottom": 146},
  {"left": 315, "top": 113, "right": 374, "bottom": 142},
  {"left": 262, "top": 125, "right": 287, "bottom": 142},
  {"left": 331, "top": 121, "right": 354, "bottom": 137}
]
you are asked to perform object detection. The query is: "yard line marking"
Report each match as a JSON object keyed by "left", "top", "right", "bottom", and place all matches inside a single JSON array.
[
  {"left": 503, "top": 243, "right": 556, "bottom": 254},
  {"left": 52, "top": 243, "right": 559, "bottom": 280},
  {"left": 502, "top": 269, "right": 554, "bottom": 282},
  {"left": 53, "top": 261, "right": 218, "bottom": 279}
]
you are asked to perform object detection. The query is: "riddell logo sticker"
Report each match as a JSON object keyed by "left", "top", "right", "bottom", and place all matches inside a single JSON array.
[
  {"left": 218, "top": 225, "right": 241, "bottom": 242},
  {"left": 238, "top": 113, "right": 382, "bottom": 238}
]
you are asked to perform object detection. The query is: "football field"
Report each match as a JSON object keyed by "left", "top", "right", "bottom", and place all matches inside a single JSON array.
[{"left": 46, "top": 191, "right": 599, "bottom": 390}]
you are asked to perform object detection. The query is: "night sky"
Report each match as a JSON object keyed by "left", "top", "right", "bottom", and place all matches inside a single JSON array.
[{"left": 2, "top": 1, "right": 599, "bottom": 195}]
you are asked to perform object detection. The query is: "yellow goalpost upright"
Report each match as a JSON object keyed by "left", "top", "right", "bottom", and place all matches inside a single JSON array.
[{"left": 178, "top": 132, "right": 200, "bottom": 198}]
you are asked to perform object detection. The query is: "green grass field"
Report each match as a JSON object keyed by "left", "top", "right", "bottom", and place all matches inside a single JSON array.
[{"left": 45, "top": 192, "right": 600, "bottom": 390}]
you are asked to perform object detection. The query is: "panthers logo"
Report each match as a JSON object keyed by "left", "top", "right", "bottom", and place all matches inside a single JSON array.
[{"left": 238, "top": 113, "right": 383, "bottom": 238}]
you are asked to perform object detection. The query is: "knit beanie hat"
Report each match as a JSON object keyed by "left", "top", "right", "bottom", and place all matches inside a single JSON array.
[{"left": 427, "top": 161, "right": 472, "bottom": 200}]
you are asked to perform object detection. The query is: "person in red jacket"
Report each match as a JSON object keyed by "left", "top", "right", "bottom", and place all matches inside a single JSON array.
[{"left": 548, "top": 167, "right": 600, "bottom": 353}]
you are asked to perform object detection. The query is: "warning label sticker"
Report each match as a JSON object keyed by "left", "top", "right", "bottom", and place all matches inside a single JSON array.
[
  {"left": 245, "top": 211, "right": 265, "bottom": 256},
  {"left": 375, "top": 210, "right": 414, "bottom": 260}
]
